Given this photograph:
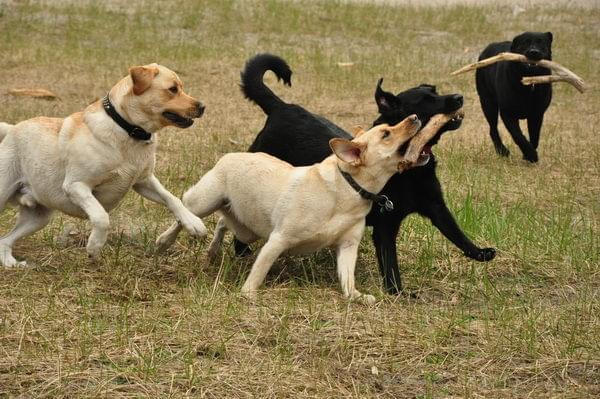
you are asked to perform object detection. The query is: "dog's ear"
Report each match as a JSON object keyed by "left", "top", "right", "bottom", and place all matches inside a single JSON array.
[
  {"left": 351, "top": 125, "right": 365, "bottom": 137},
  {"left": 129, "top": 65, "right": 159, "bottom": 95},
  {"left": 375, "top": 78, "right": 400, "bottom": 114},
  {"left": 330, "top": 138, "right": 364, "bottom": 166},
  {"left": 545, "top": 31, "right": 553, "bottom": 44}
]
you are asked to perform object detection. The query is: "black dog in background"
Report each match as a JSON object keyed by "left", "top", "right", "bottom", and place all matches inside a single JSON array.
[
  {"left": 476, "top": 31, "right": 553, "bottom": 163},
  {"left": 236, "top": 53, "right": 495, "bottom": 294}
]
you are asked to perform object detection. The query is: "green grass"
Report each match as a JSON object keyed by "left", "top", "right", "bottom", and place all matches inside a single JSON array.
[{"left": 1, "top": 0, "right": 599, "bottom": 397}]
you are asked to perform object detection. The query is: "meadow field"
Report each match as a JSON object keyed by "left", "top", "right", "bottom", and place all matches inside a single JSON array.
[{"left": 0, "top": 0, "right": 598, "bottom": 397}]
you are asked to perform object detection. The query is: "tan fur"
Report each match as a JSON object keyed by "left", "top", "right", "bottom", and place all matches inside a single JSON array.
[
  {"left": 0, "top": 63, "right": 207, "bottom": 267},
  {"left": 157, "top": 115, "right": 440, "bottom": 304}
]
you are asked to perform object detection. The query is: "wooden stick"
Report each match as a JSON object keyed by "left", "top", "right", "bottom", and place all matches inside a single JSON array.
[
  {"left": 403, "top": 110, "right": 463, "bottom": 164},
  {"left": 451, "top": 52, "right": 587, "bottom": 93},
  {"left": 522, "top": 75, "right": 586, "bottom": 93}
]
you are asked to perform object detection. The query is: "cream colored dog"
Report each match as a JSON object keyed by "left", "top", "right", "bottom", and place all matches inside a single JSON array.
[
  {"left": 0, "top": 63, "right": 207, "bottom": 267},
  {"left": 156, "top": 112, "right": 459, "bottom": 303}
]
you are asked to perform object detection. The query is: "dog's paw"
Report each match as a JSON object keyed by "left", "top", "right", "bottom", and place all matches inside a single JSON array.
[
  {"left": 155, "top": 231, "right": 177, "bottom": 253},
  {"left": 179, "top": 213, "right": 207, "bottom": 238},
  {"left": 360, "top": 294, "right": 377, "bottom": 306},
  {"left": 87, "top": 251, "right": 102, "bottom": 264},
  {"left": 523, "top": 151, "right": 538, "bottom": 163},
  {"left": 349, "top": 290, "right": 377, "bottom": 306},
  {"left": 206, "top": 244, "right": 220, "bottom": 263},
  {"left": 241, "top": 289, "right": 258, "bottom": 301},
  {"left": 465, "top": 247, "right": 496, "bottom": 262},
  {"left": 0, "top": 244, "right": 28, "bottom": 268},
  {"left": 495, "top": 145, "right": 510, "bottom": 157}
]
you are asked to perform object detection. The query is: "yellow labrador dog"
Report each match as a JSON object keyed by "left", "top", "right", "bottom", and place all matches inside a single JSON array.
[
  {"left": 0, "top": 63, "right": 207, "bottom": 267},
  {"left": 157, "top": 112, "right": 460, "bottom": 303}
]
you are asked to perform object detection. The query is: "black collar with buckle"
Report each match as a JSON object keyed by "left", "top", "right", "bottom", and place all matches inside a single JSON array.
[
  {"left": 102, "top": 94, "right": 152, "bottom": 141},
  {"left": 337, "top": 166, "right": 394, "bottom": 213}
]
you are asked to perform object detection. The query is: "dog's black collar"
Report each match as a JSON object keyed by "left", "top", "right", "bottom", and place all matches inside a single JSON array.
[
  {"left": 338, "top": 166, "right": 394, "bottom": 213},
  {"left": 102, "top": 94, "right": 152, "bottom": 141}
]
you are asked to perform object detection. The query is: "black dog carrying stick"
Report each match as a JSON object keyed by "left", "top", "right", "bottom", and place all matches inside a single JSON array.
[{"left": 451, "top": 52, "right": 587, "bottom": 93}]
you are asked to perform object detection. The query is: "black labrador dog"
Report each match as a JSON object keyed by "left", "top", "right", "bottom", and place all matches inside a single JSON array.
[
  {"left": 235, "top": 53, "right": 495, "bottom": 294},
  {"left": 476, "top": 31, "right": 553, "bottom": 163}
]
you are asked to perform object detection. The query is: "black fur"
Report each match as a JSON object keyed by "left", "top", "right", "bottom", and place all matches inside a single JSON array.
[
  {"left": 476, "top": 31, "right": 553, "bottom": 162},
  {"left": 236, "top": 53, "right": 496, "bottom": 294}
]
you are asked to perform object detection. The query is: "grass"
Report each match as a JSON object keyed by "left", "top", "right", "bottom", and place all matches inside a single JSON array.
[{"left": 0, "top": 0, "right": 599, "bottom": 397}]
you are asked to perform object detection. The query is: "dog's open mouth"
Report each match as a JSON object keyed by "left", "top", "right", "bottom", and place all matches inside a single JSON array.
[
  {"left": 416, "top": 145, "right": 432, "bottom": 167},
  {"left": 162, "top": 111, "right": 194, "bottom": 128}
]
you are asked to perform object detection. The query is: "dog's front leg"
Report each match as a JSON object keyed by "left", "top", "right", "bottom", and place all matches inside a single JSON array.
[
  {"left": 241, "top": 234, "right": 287, "bottom": 298},
  {"left": 336, "top": 226, "right": 376, "bottom": 305},
  {"left": 133, "top": 175, "right": 207, "bottom": 238},
  {"left": 63, "top": 181, "right": 110, "bottom": 260},
  {"left": 424, "top": 200, "right": 496, "bottom": 262}
]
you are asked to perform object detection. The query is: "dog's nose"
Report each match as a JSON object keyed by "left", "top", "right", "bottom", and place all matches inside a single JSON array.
[
  {"left": 525, "top": 49, "right": 543, "bottom": 61},
  {"left": 450, "top": 94, "right": 463, "bottom": 106},
  {"left": 196, "top": 102, "right": 205, "bottom": 117}
]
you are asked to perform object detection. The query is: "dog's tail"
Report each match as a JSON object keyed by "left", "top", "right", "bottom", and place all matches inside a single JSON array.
[
  {"left": 240, "top": 53, "right": 292, "bottom": 115},
  {"left": 0, "top": 122, "right": 13, "bottom": 142}
]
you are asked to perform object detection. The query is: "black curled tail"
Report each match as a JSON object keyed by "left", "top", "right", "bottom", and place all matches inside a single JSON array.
[{"left": 240, "top": 53, "right": 292, "bottom": 115}]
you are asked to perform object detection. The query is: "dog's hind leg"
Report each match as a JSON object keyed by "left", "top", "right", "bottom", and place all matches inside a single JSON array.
[
  {"left": 500, "top": 112, "right": 538, "bottom": 162},
  {"left": 480, "top": 97, "right": 509, "bottom": 157},
  {"left": 156, "top": 171, "right": 225, "bottom": 252},
  {"left": 372, "top": 223, "right": 403, "bottom": 295},
  {"left": 207, "top": 217, "right": 228, "bottom": 261},
  {"left": 0, "top": 205, "right": 52, "bottom": 267}
]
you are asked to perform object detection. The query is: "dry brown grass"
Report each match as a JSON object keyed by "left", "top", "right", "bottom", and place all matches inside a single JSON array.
[{"left": 0, "top": 0, "right": 599, "bottom": 397}]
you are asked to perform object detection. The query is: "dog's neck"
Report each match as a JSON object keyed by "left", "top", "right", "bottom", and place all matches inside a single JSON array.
[
  {"left": 102, "top": 94, "right": 152, "bottom": 141},
  {"left": 331, "top": 158, "right": 395, "bottom": 200}
]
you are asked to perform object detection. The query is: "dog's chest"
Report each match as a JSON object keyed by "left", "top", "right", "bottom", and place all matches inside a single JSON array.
[{"left": 92, "top": 152, "right": 153, "bottom": 210}]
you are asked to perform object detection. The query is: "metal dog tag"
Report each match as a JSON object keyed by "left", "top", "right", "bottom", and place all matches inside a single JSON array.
[{"left": 379, "top": 195, "right": 394, "bottom": 213}]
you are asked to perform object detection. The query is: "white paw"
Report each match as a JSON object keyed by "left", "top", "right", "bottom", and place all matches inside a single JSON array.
[
  {"left": 2, "top": 259, "right": 28, "bottom": 268},
  {"left": 348, "top": 291, "right": 377, "bottom": 306},
  {"left": 240, "top": 285, "right": 258, "bottom": 301},
  {"left": 179, "top": 213, "right": 207, "bottom": 237},
  {"left": 86, "top": 246, "right": 102, "bottom": 262},
  {"left": 0, "top": 244, "right": 25, "bottom": 268},
  {"left": 361, "top": 294, "right": 377, "bottom": 306}
]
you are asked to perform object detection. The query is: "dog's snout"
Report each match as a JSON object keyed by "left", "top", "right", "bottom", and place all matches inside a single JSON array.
[
  {"left": 451, "top": 94, "right": 463, "bottom": 106},
  {"left": 408, "top": 114, "right": 419, "bottom": 123},
  {"left": 525, "top": 49, "right": 543, "bottom": 61},
  {"left": 196, "top": 102, "right": 205, "bottom": 117}
]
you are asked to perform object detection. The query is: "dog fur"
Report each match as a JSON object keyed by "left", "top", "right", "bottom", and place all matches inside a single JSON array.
[
  {"left": 155, "top": 114, "right": 464, "bottom": 302},
  {"left": 0, "top": 63, "right": 207, "bottom": 267},
  {"left": 476, "top": 31, "right": 553, "bottom": 162},
  {"left": 234, "top": 53, "right": 495, "bottom": 295}
]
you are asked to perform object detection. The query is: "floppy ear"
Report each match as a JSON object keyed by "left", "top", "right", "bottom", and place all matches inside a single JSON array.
[
  {"left": 545, "top": 31, "right": 553, "bottom": 44},
  {"left": 129, "top": 65, "right": 159, "bottom": 95},
  {"left": 330, "top": 138, "right": 364, "bottom": 165},
  {"left": 350, "top": 125, "right": 365, "bottom": 137},
  {"left": 375, "top": 78, "right": 400, "bottom": 114}
]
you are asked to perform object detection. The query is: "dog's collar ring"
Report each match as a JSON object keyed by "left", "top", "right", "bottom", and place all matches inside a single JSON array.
[
  {"left": 102, "top": 94, "right": 152, "bottom": 142},
  {"left": 337, "top": 166, "right": 394, "bottom": 213},
  {"left": 376, "top": 195, "right": 394, "bottom": 213}
]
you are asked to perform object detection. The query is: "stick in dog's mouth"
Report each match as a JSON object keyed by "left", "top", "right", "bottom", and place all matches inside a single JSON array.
[{"left": 400, "top": 109, "right": 465, "bottom": 170}]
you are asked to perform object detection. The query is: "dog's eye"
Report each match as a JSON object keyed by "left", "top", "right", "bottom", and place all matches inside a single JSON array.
[
  {"left": 169, "top": 86, "right": 178, "bottom": 94},
  {"left": 382, "top": 130, "right": 391, "bottom": 139}
]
